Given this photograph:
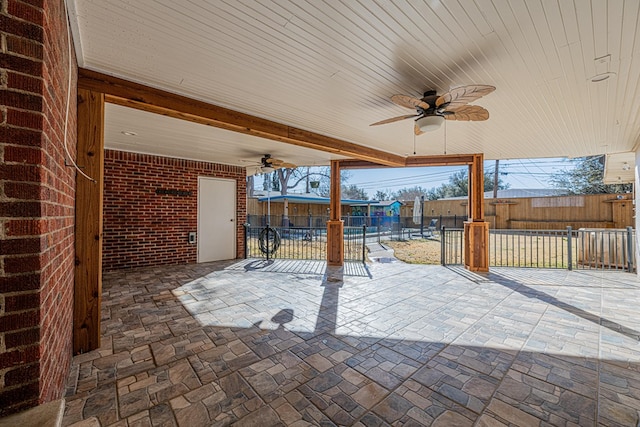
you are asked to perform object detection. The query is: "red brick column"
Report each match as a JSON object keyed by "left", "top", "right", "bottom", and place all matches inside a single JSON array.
[{"left": 1, "top": 0, "right": 77, "bottom": 415}]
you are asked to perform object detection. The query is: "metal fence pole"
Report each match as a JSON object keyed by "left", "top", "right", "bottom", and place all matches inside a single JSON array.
[
  {"left": 627, "top": 226, "right": 634, "bottom": 272},
  {"left": 566, "top": 226, "right": 572, "bottom": 271},
  {"left": 266, "top": 227, "right": 270, "bottom": 261},
  {"left": 362, "top": 225, "right": 367, "bottom": 263},
  {"left": 441, "top": 226, "right": 446, "bottom": 266},
  {"left": 243, "top": 223, "right": 249, "bottom": 259}
]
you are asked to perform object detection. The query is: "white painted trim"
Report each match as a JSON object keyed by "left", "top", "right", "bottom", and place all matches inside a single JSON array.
[
  {"left": 635, "top": 150, "right": 640, "bottom": 276},
  {"left": 65, "top": 0, "right": 85, "bottom": 67}
]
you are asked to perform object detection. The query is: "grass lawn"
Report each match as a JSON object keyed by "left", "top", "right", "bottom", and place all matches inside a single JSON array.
[
  {"left": 385, "top": 238, "right": 442, "bottom": 264},
  {"left": 386, "top": 234, "right": 573, "bottom": 268}
]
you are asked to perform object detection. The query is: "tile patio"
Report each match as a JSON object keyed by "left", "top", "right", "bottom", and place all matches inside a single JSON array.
[{"left": 62, "top": 259, "right": 640, "bottom": 426}]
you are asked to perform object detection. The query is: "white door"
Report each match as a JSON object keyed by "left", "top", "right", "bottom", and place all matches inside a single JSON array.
[{"left": 198, "top": 177, "right": 236, "bottom": 262}]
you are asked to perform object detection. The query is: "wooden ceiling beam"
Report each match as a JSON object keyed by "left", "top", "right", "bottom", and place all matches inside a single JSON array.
[
  {"left": 338, "top": 159, "right": 393, "bottom": 169},
  {"left": 78, "top": 68, "right": 404, "bottom": 167},
  {"left": 339, "top": 154, "right": 478, "bottom": 169},
  {"left": 405, "top": 154, "right": 476, "bottom": 166}
]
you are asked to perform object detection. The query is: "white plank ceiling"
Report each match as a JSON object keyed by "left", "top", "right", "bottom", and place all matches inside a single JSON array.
[{"left": 68, "top": 0, "right": 640, "bottom": 173}]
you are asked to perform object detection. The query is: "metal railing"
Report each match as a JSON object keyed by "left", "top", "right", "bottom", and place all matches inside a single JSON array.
[
  {"left": 247, "top": 215, "right": 467, "bottom": 232},
  {"left": 441, "top": 227, "right": 465, "bottom": 266},
  {"left": 244, "top": 223, "right": 366, "bottom": 262},
  {"left": 489, "top": 229, "right": 571, "bottom": 268},
  {"left": 441, "top": 226, "right": 636, "bottom": 272},
  {"left": 574, "top": 227, "right": 635, "bottom": 271}
]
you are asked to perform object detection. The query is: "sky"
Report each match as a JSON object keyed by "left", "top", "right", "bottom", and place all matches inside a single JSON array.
[
  {"left": 268, "top": 157, "right": 581, "bottom": 198},
  {"left": 344, "top": 157, "right": 578, "bottom": 198}
]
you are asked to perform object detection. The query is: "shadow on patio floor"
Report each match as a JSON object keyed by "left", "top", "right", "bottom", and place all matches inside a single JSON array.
[{"left": 62, "top": 261, "right": 640, "bottom": 426}]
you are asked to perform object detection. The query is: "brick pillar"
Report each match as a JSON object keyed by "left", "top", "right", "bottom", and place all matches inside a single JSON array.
[{"left": 0, "top": 0, "right": 77, "bottom": 416}]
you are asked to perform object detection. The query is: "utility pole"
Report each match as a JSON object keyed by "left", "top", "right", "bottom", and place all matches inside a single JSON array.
[{"left": 493, "top": 159, "right": 499, "bottom": 199}]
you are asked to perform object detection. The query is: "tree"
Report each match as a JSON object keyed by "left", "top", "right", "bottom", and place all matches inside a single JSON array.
[
  {"left": 373, "top": 190, "right": 389, "bottom": 201},
  {"left": 426, "top": 169, "right": 509, "bottom": 200},
  {"left": 261, "top": 173, "right": 272, "bottom": 191},
  {"left": 316, "top": 168, "right": 351, "bottom": 197},
  {"left": 247, "top": 175, "right": 255, "bottom": 197},
  {"left": 254, "top": 167, "right": 354, "bottom": 197},
  {"left": 390, "top": 186, "right": 429, "bottom": 201},
  {"left": 426, "top": 187, "right": 445, "bottom": 201},
  {"left": 259, "top": 168, "right": 324, "bottom": 196},
  {"left": 341, "top": 184, "right": 369, "bottom": 200},
  {"left": 551, "top": 156, "right": 633, "bottom": 195},
  {"left": 271, "top": 172, "right": 280, "bottom": 192}
]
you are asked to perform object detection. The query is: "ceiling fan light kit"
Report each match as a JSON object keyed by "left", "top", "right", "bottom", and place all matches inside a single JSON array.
[{"left": 416, "top": 115, "right": 444, "bottom": 132}]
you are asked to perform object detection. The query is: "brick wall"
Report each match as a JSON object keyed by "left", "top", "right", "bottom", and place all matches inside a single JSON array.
[
  {"left": 103, "top": 150, "right": 247, "bottom": 270},
  {"left": 0, "top": 0, "right": 76, "bottom": 416}
]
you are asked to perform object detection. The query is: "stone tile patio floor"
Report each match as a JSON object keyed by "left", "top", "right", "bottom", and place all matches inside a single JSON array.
[{"left": 62, "top": 259, "right": 640, "bottom": 426}]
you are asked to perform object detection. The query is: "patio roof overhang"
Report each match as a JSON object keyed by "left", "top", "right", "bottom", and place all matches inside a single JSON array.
[
  {"left": 79, "top": 69, "right": 405, "bottom": 168},
  {"left": 68, "top": 1, "right": 640, "bottom": 167}
]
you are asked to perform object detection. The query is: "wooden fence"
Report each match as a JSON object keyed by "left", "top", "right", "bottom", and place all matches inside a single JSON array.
[
  {"left": 247, "top": 197, "right": 350, "bottom": 219},
  {"left": 399, "top": 193, "right": 633, "bottom": 230},
  {"left": 249, "top": 193, "right": 633, "bottom": 230}
]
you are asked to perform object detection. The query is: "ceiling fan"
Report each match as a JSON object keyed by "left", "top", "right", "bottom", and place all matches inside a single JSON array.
[
  {"left": 371, "top": 84, "right": 495, "bottom": 135},
  {"left": 243, "top": 154, "right": 296, "bottom": 173}
]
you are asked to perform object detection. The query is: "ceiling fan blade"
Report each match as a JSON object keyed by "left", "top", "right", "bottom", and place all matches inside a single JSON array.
[
  {"left": 264, "top": 157, "right": 295, "bottom": 168},
  {"left": 444, "top": 105, "right": 489, "bottom": 121},
  {"left": 391, "top": 94, "right": 430, "bottom": 110},
  {"left": 370, "top": 114, "right": 418, "bottom": 126},
  {"left": 266, "top": 158, "right": 284, "bottom": 164},
  {"left": 414, "top": 122, "right": 424, "bottom": 135},
  {"left": 436, "top": 85, "right": 495, "bottom": 110}
]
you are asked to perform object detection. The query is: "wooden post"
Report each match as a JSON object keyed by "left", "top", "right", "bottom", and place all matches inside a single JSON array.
[
  {"left": 610, "top": 199, "right": 631, "bottom": 229},
  {"left": 74, "top": 89, "right": 105, "bottom": 354},
  {"left": 469, "top": 154, "right": 485, "bottom": 221},
  {"left": 494, "top": 202, "right": 511, "bottom": 229},
  {"left": 464, "top": 154, "right": 489, "bottom": 272},
  {"left": 327, "top": 160, "right": 344, "bottom": 266},
  {"left": 492, "top": 159, "right": 499, "bottom": 198}
]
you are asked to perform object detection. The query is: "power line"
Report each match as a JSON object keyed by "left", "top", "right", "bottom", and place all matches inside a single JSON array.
[
  {"left": 342, "top": 158, "right": 580, "bottom": 195},
  {"left": 517, "top": 160, "right": 547, "bottom": 187}
]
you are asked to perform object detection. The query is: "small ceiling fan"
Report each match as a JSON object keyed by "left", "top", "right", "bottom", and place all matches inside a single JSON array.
[
  {"left": 243, "top": 154, "right": 296, "bottom": 174},
  {"left": 371, "top": 84, "right": 495, "bottom": 135},
  {"left": 261, "top": 154, "right": 295, "bottom": 170}
]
